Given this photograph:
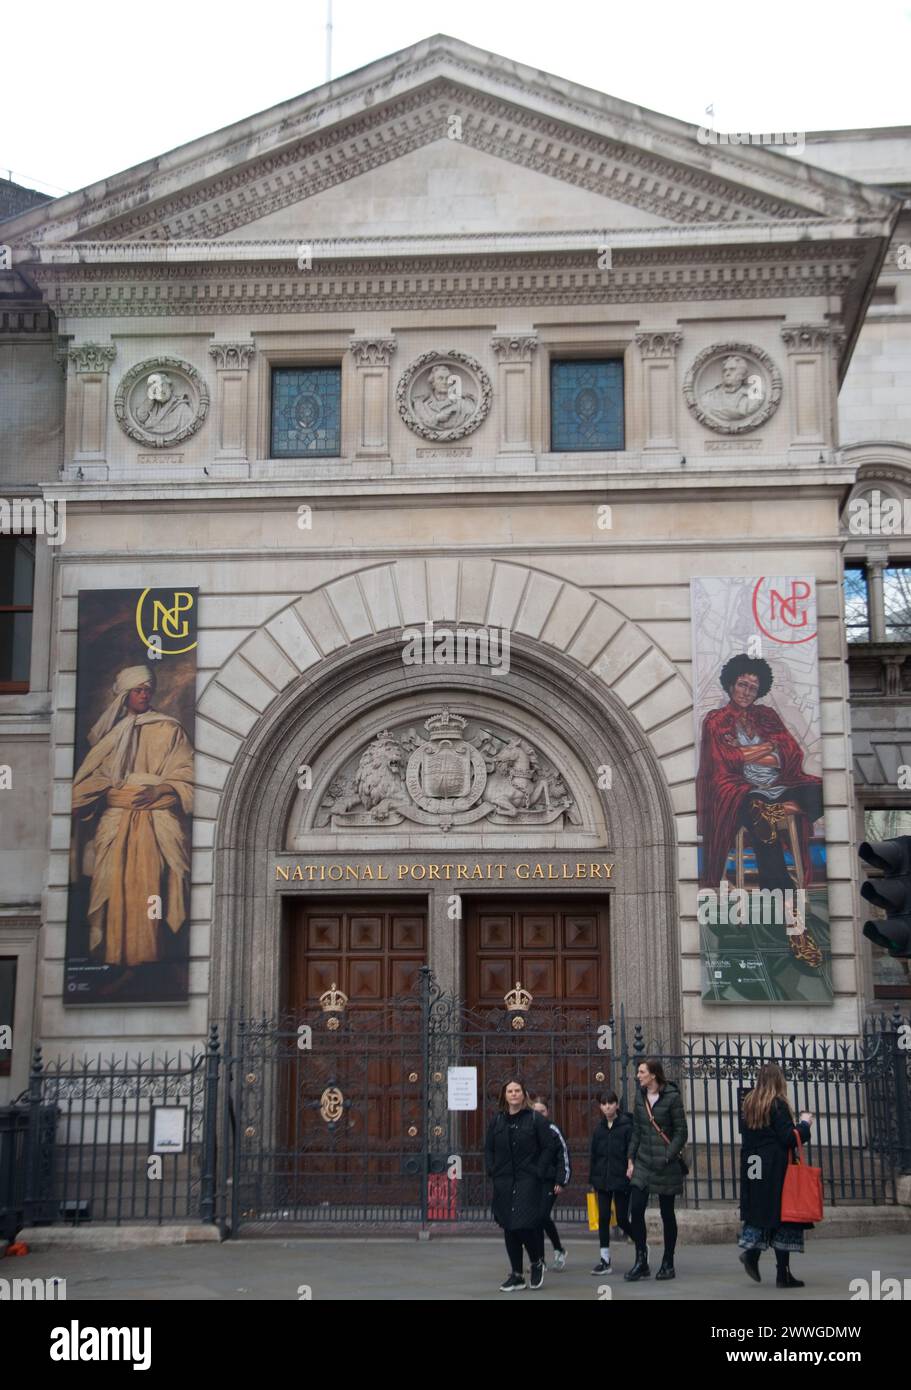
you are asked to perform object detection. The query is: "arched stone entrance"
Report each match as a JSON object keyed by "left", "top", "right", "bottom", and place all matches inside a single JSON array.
[{"left": 211, "top": 630, "right": 682, "bottom": 1045}]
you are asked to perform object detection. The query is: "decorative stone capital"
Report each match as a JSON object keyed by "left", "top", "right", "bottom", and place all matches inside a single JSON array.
[
  {"left": 780, "top": 325, "right": 839, "bottom": 353},
  {"left": 349, "top": 336, "right": 397, "bottom": 366},
  {"left": 67, "top": 342, "right": 116, "bottom": 373},
  {"left": 490, "top": 333, "right": 538, "bottom": 363},
  {"left": 208, "top": 341, "right": 255, "bottom": 370},
  {"left": 635, "top": 331, "right": 682, "bottom": 359}
]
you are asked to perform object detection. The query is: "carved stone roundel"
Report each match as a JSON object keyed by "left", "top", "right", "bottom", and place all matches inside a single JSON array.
[
  {"left": 683, "top": 342, "right": 782, "bottom": 435},
  {"left": 396, "top": 350, "right": 491, "bottom": 441},
  {"left": 114, "top": 356, "right": 210, "bottom": 449}
]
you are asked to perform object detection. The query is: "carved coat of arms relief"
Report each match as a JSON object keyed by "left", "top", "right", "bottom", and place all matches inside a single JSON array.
[{"left": 317, "top": 709, "right": 579, "bottom": 832}]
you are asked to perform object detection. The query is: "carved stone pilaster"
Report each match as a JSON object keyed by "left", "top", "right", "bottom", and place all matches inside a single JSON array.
[
  {"left": 349, "top": 336, "right": 397, "bottom": 367},
  {"left": 208, "top": 340, "right": 254, "bottom": 460},
  {"left": 491, "top": 331, "right": 537, "bottom": 454},
  {"left": 67, "top": 342, "right": 116, "bottom": 373},
  {"left": 779, "top": 324, "right": 836, "bottom": 449},
  {"left": 634, "top": 331, "right": 682, "bottom": 359},
  {"left": 349, "top": 336, "right": 396, "bottom": 457},
  {"left": 208, "top": 341, "right": 256, "bottom": 370},
  {"left": 490, "top": 333, "right": 538, "bottom": 363},
  {"left": 65, "top": 342, "right": 116, "bottom": 463},
  {"left": 780, "top": 324, "right": 837, "bottom": 353},
  {"left": 636, "top": 331, "right": 681, "bottom": 450}
]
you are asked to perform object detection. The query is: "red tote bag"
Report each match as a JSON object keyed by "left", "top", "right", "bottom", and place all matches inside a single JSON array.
[{"left": 780, "top": 1129, "right": 824, "bottom": 1224}]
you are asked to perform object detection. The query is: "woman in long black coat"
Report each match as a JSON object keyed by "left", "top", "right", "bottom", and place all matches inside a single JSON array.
[
  {"left": 485, "top": 1076, "right": 559, "bottom": 1292},
  {"left": 738, "top": 1062, "right": 815, "bottom": 1288}
]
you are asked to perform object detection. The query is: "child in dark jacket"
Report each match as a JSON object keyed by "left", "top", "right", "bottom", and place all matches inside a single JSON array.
[
  {"left": 588, "top": 1090, "right": 634, "bottom": 1274},
  {"left": 532, "top": 1097, "right": 571, "bottom": 1270}
]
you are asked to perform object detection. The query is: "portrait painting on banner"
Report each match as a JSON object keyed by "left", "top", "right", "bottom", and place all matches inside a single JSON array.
[
  {"left": 691, "top": 576, "right": 833, "bottom": 1004},
  {"left": 64, "top": 589, "right": 198, "bottom": 1004}
]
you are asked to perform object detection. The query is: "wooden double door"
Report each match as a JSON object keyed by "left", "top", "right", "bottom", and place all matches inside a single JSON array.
[{"left": 278, "top": 897, "right": 610, "bottom": 1213}]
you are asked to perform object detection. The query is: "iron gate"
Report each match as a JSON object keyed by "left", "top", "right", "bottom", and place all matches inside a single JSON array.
[
  {"left": 221, "top": 970, "right": 911, "bottom": 1232},
  {"left": 13, "top": 980, "right": 909, "bottom": 1233}
]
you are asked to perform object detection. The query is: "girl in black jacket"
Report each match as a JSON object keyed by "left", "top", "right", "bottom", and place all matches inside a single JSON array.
[
  {"left": 588, "top": 1090, "right": 634, "bottom": 1274},
  {"left": 485, "top": 1077, "right": 559, "bottom": 1292},
  {"left": 738, "top": 1062, "right": 815, "bottom": 1288},
  {"left": 531, "top": 1096, "right": 571, "bottom": 1270}
]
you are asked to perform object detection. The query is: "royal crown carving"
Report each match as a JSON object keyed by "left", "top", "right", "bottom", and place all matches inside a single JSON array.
[
  {"left": 396, "top": 351, "right": 491, "bottom": 442},
  {"left": 316, "top": 708, "right": 579, "bottom": 833},
  {"left": 682, "top": 341, "right": 782, "bottom": 435},
  {"left": 114, "top": 356, "right": 209, "bottom": 448}
]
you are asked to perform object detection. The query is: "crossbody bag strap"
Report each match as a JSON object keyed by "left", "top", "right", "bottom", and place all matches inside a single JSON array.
[{"left": 644, "top": 1095, "right": 672, "bottom": 1147}]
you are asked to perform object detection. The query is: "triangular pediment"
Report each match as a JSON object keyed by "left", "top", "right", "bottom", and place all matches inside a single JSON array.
[{"left": 2, "top": 34, "right": 897, "bottom": 255}]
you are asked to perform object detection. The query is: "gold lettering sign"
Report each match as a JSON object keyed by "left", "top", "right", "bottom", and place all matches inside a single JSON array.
[{"left": 275, "top": 861, "right": 614, "bottom": 881}]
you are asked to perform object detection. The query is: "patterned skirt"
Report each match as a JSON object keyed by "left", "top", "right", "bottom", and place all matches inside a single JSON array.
[{"left": 738, "top": 1221, "right": 805, "bottom": 1253}]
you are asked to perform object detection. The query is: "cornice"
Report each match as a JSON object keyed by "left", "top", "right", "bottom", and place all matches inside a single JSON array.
[{"left": 28, "top": 243, "right": 862, "bottom": 318}]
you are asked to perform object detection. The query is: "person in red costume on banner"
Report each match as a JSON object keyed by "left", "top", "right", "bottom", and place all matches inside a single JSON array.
[{"left": 696, "top": 655, "right": 823, "bottom": 966}]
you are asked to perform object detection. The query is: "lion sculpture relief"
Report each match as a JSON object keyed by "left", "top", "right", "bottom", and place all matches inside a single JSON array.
[{"left": 321, "top": 732, "right": 411, "bottom": 821}]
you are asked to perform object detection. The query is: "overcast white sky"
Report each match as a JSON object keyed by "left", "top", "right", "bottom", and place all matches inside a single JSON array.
[{"left": 4, "top": 0, "right": 910, "bottom": 196}]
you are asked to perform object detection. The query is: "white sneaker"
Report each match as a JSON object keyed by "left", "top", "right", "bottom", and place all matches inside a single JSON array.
[{"left": 553, "top": 1249, "right": 567, "bottom": 1271}]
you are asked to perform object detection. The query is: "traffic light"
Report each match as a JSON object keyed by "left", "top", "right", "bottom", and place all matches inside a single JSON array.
[{"left": 859, "top": 836, "right": 911, "bottom": 958}]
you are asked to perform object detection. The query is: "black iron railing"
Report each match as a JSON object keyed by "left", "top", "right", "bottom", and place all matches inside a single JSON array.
[{"left": 12, "top": 986, "right": 910, "bottom": 1235}]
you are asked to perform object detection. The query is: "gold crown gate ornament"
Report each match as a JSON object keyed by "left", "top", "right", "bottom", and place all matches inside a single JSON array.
[
  {"left": 320, "top": 981, "right": 348, "bottom": 1030},
  {"left": 504, "top": 981, "right": 533, "bottom": 1029}
]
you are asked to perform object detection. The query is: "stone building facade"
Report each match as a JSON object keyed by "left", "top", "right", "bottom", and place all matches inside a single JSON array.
[{"left": 0, "top": 35, "right": 908, "bottom": 1107}]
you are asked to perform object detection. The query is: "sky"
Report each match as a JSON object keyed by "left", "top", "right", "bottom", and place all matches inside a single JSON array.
[{"left": 3, "top": 0, "right": 910, "bottom": 197}]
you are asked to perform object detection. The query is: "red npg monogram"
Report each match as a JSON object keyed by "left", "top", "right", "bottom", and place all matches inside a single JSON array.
[{"left": 752, "top": 577, "right": 817, "bottom": 645}]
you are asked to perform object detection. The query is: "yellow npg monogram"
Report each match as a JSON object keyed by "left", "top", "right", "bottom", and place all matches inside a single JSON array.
[{"left": 135, "top": 589, "right": 197, "bottom": 655}]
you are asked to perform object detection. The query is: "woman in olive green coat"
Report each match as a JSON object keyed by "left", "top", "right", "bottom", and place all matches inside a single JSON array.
[{"left": 625, "top": 1057, "right": 688, "bottom": 1282}]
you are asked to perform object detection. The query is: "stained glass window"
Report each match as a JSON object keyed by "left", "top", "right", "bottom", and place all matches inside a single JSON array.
[
  {"left": 550, "top": 359, "right": 624, "bottom": 452},
  {"left": 271, "top": 367, "right": 342, "bottom": 458}
]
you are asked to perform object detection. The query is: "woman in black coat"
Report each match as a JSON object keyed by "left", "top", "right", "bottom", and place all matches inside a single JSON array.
[
  {"left": 588, "top": 1090, "right": 634, "bottom": 1275},
  {"left": 738, "top": 1062, "right": 815, "bottom": 1288},
  {"left": 485, "top": 1076, "right": 560, "bottom": 1292}
]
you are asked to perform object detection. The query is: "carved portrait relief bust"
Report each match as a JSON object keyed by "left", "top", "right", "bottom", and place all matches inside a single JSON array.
[
  {"left": 114, "top": 357, "right": 210, "bottom": 448},
  {"left": 396, "top": 351, "right": 492, "bottom": 441},
  {"left": 683, "top": 343, "right": 782, "bottom": 435}
]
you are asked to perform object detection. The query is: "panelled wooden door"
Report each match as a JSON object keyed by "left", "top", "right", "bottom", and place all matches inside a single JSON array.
[
  {"left": 464, "top": 899, "right": 611, "bottom": 1180},
  {"left": 465, "top": 900, "right": 610, "bottom": 1018},
  {"left": 281, "top": 900, "right": 428, "bottom": 1208},
  {"left": 284, "top": 900, "right": 427, "bottom": 1009}
]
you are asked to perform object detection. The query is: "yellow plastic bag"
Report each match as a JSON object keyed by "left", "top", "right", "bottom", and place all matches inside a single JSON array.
[{"left": 586, "top": 1192, "right": 599, "bottom": 1231}]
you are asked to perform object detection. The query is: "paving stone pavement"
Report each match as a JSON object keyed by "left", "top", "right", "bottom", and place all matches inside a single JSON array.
[{"left": 8, "top": 1234, "right": 910, "bottom": 1301}]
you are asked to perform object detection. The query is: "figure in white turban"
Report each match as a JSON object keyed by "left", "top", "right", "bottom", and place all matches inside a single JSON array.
[{"left": 69, "top": 665, "right": 193, "bottom": 967}]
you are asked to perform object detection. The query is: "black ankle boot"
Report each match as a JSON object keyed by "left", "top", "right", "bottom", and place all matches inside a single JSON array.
[
  {"left": 624, "top": 1246, "right": 651, "bottom": 1281},
  {"left": 775, "top": 1253, "right": 804, "bottom": 1289},
  {"left": 655, "top": 1256, "right": 676, "bottom": 1280},
  {"left": 739, "top": 1249, "right": 761, "bottom": 1283}
]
